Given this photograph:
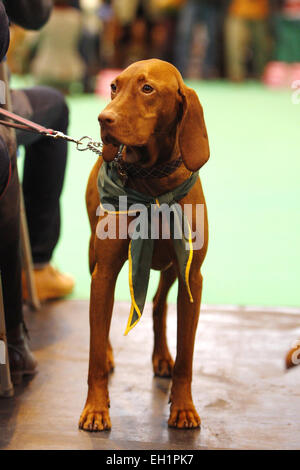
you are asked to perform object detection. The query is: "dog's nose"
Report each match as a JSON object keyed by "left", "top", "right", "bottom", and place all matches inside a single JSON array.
[{"left": 98, "top": 111, "right": 116, "bottom": 127}]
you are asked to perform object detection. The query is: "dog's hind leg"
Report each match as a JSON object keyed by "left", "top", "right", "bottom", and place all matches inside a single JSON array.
[
  {"left": 152, "top": 264, "right": 177, "bottom": 378},
  {"left": 88, "top": 233, "right": 96, "bottom": 275}
]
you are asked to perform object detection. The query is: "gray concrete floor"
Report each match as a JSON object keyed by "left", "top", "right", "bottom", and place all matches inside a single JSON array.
[{"left": 0, "top": 300, "right": 300, "bottom": 450}]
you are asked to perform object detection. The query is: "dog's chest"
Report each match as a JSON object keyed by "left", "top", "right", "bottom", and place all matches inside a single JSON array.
[{"left": 151, "top": 239, "right": 175, "bottom": 271}]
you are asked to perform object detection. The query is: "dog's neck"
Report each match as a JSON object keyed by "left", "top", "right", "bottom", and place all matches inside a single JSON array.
[
  {"left": 124, "top": 128, "right": 177, "bottom": 163},
  {"left": 124, "top": 134, "right": 191, "bottom": 197}
]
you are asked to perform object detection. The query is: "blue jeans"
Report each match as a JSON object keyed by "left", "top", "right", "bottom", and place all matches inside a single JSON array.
[{"left": 174, "top": 0, "right": 222, "bottom": 78}]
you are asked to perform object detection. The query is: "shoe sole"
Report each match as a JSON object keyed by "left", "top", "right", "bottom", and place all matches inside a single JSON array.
[
  {"left": 11, "top": 369, "right": 38, "bottom": 385},
  {"left": 23, "top": 289, "right": 74, "bottom": 302}
]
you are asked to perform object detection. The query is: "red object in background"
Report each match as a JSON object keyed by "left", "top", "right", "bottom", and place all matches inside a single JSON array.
[
  {"left": 263, "top": 61, "right": 290, "bottom": 87},
  {"left": 283, "top": 0, "right": 300, "bottom": 17},
  {"left": 95, "top": 69, "right": 122, "bottom": 99},
  {"left": 289, "top": 62, "right": 300, "bottom": 84},
  {"left": 263, "top": 61, "right": 300, "bottom": 88}
]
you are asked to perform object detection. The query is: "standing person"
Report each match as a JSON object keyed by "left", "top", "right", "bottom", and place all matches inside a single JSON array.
[
  {"left": 3, "top": 0, "right": 75, "bottom": 302},
  {"left": 0, "top": 0, "right": 37, "bottom": 384},
  {"left": 0, "top": 0, "right": 74, "bottom": 383},
  {"left": 30, "top": 0, "right": 86, "bottom": 92},
  {"left": 225, "top": 0, "right": 270, "bottom": 81},
  {"left": 174, "top": 0, "right": 225, "bottom": 79}
]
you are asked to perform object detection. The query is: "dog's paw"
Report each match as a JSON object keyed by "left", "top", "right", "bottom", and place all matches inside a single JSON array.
[
  {"left": 79, "top": 406, "right": 111, "bottom": 432},
  {"left": 168, "top": 406, "right": 201, "bottom": 429},
  {"left": 153, "top": 354, "right": 174, "bottom": 378}
]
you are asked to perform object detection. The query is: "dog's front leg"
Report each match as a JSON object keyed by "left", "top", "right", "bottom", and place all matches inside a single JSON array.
[
  {"left": 168, "top": 269, "right": 203, "bottom": 429},
  {"left": 79, "top": 237, "right": 127, "bottom": 432}
]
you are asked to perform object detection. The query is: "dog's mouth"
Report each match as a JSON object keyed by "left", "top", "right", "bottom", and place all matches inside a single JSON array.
[
  {"left": 101, "top": 131, "right": 122, "bottom": 148},
  {"left": 102, "top": 132, "right": 146, "bottom": 149},
  {"left": 101, "top": 130, "right": 150, "bottom": 164},
  {"left": 100, "top": 133, "right": 139, "bottom": 165}
]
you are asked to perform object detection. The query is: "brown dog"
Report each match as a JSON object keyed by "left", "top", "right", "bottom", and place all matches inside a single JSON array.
[{"left": 79, "top": 59, "right": 210, "bottom": 431}]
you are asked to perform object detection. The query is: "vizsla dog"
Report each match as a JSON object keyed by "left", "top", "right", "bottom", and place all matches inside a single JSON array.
[{"left": 79, "top": 59, "right": 210, "bottom": 431}]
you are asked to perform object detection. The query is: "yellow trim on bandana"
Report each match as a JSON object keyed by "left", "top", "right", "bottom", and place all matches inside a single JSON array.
[
  {"left": 185, "top": 220, "right": 194, "bottom": 303},
  {"left": 124, "top": 240, "right": 142, "bottom": 336},
  {"left": 99, "top": 201, "right": 139, "bottom": 215}
]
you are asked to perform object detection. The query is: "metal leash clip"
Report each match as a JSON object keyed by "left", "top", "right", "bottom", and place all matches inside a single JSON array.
[
  {"left": 46, "top": 131, "right": 104, "bottom": 156},
  {"left": 45, "top": 130, "right": 80, "bottom": 145},
  {"left": 0, "top": 106, "right": 105, "bottom": 156},
  {"left": 76, "top": 135, "right": 103, "bottom": 155}
]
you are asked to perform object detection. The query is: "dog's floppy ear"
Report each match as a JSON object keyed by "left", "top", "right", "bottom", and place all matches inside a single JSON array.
[{"left": 178, "top": 85, "right": 210, "bottom": 172}]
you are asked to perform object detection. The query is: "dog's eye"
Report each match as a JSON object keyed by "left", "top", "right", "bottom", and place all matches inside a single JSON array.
[
  {"left": 142, "top": 84, "right": 153, "bottom": 94},
  {"left": 111, "top": 83, "right": 117, "bottom": 93}
]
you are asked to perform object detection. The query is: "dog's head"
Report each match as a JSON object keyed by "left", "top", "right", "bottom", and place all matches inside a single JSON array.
[{"left": 99, "top": 59, "right": 209, "bottom": 171}]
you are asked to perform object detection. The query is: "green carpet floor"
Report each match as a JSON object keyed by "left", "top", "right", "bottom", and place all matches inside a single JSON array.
[{"left": 15, "top": 78, "right": 300, "bottom": 307}]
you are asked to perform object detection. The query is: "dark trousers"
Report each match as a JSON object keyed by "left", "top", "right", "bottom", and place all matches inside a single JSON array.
[
  {"left": 0, "top": 86, "right": 69, "bottom": 331},
  {"left": 0, "top": 146, "right": 22, "bottom": 332},
  {"left": 174, "top": 0, "right": 223, "bottom": 78}
]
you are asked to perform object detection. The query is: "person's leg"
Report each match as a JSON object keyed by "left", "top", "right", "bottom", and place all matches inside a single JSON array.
[
  {"left": 0, "top": 137, "right": 22, "bottom": 332},
  {"left": 225, "top": 15, "right": 250, "bottom": 81},
  {"left": 12, "top": 86, "right": 68, "bottom": 264},
  {"left": 289, "top": 20, "right": 300, "bottom": 63},
  {"left": 274, "top": 15, "right": 293, "bottom": 63},
  {"left": 0, "top": 136, "right": 37, "bottom": 383},
  {"left": 252, "top": 19, "right": 269, "bottom": 78},
  {"left": 174, "top": 0, "right": 199, "bottom": 77},
  {"left": 0, "top": 136, "right": 10, "bottom": 195},
  {"left": 201, "top": 4, "right": 221, "bottom": 78},
  {"left": 11, "top": 86, "right": 74, "bottom": 300}
]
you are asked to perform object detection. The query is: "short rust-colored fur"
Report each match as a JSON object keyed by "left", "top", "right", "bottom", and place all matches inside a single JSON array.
[{"left": 79, "top": 59, "right": 210, "bottom": 431}]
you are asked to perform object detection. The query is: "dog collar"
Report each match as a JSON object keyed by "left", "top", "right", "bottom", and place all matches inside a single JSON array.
[
  {"left": 119, "top": 156, "right": 182, "bottom": 179},
  {"left": 113, "top": 145, "right": 182, "bottom": 183}
]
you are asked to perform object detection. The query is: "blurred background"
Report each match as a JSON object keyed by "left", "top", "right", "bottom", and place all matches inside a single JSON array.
[{"left": 11, "top": 0, "right": 300, "bottom": 308}]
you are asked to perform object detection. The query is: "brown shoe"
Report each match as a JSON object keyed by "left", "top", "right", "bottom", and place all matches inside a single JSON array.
[
  {"left": 22, "top": 264, "right": 75, "bottom": 302},
  {"left": 7, "top": 324, "right": 38, "bottom": 385}
]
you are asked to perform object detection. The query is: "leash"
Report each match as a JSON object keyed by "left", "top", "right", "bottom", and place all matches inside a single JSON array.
[
  {"left": 0, "top": 106, "right": 105, "bottom": 155},
  {"left": 0, "top": 107, "right": 180, "bottom": 181}
]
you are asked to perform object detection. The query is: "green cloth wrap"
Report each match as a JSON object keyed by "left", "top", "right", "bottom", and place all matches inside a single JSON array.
[{"left": 97, "top": 161, "right": 199, "bottom": 335}]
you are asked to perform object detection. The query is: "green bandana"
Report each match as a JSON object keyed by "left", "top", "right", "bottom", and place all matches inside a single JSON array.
[{"left": 97, "top": 161, "right": 199, "bottom": 335}]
